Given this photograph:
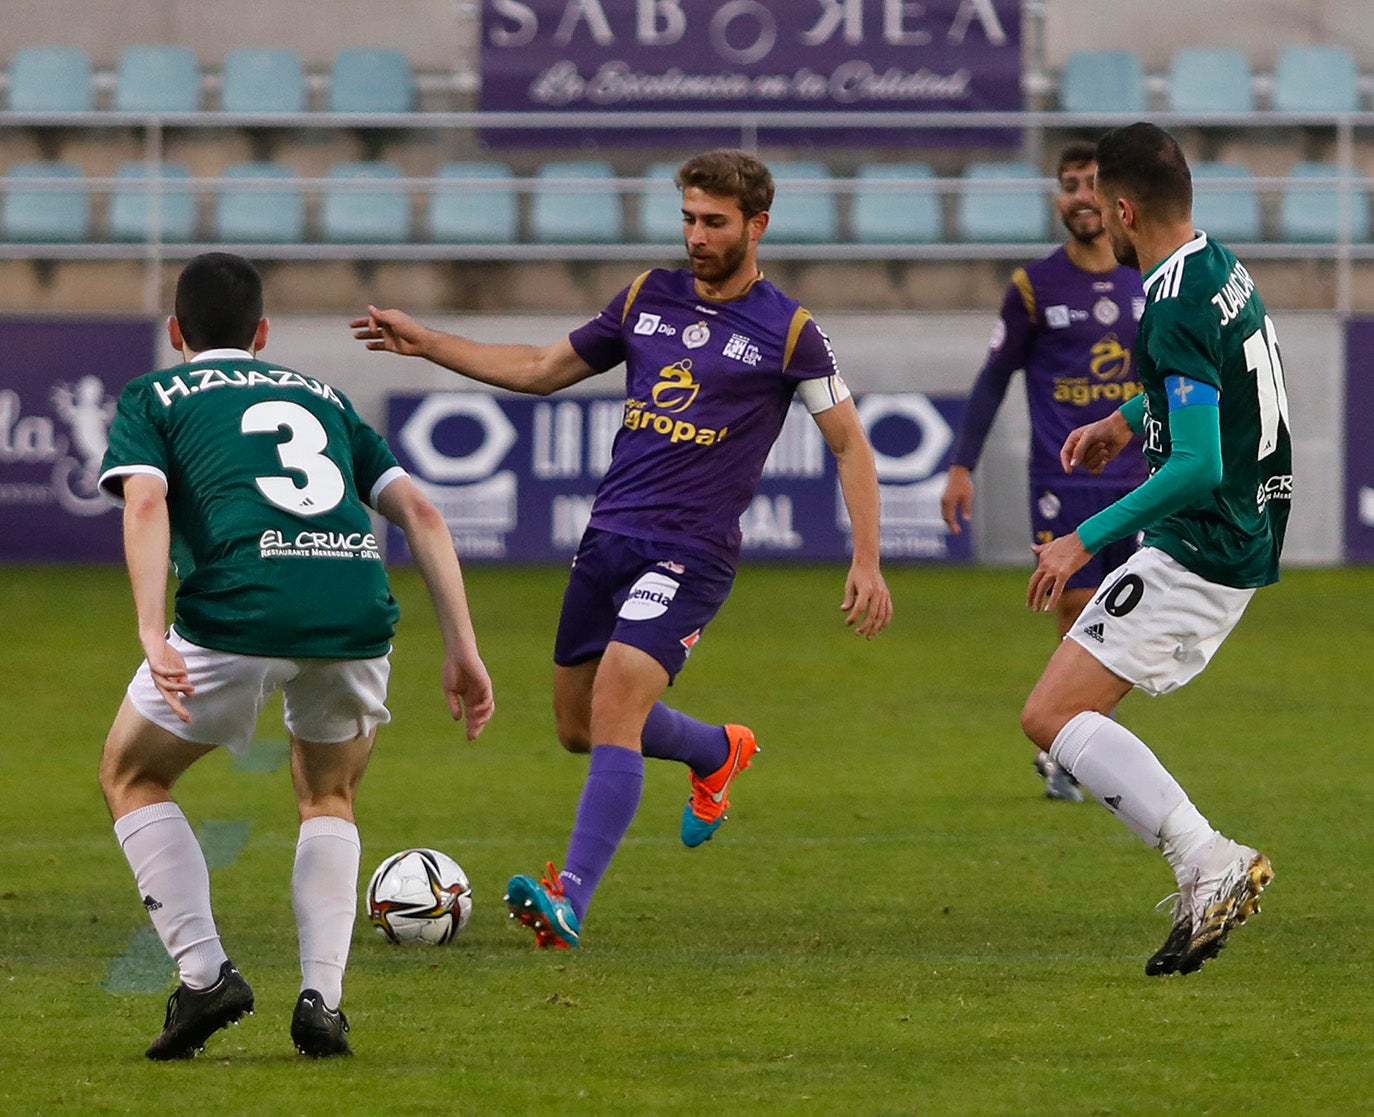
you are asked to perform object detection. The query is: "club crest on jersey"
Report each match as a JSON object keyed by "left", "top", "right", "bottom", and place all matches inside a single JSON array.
[
  {"left": 1038, "top": 491, "right": 1062, "bottom": 520},
  {"left": 1093, "top": 297, "right": 1120, "bottom": 325},
  {"left": 682, "top": 322, "right": 711, "bottom": 349}
]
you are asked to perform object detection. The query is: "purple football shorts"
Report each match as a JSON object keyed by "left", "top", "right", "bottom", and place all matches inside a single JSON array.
[
  {"left": 1029, "top": 481, "right": 1140, "bottom": 592},
  {"left": 553, "top": 528, "right": 735, "bottom": 681}
]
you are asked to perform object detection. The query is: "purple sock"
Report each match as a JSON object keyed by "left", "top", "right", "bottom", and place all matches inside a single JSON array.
[
  {"left": 640, "top": 702, "right": 729, "bottom": 777},
  {"left": 559, "top": 745, "right": 645, "bottom": 920}
]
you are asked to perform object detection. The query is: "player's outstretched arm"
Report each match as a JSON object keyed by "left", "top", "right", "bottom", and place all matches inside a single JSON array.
[
  {"left": 376, "top": 476, "right": 494, "bottom": 740},
  {"left": 813, "top": 399, "right": 893, "bottom": 638},
  {"left": 121, "top": 474, "right": 194, "bottom": 723},
  {"left": 350, "top": 305, "right": 597, "bottom": 396}
]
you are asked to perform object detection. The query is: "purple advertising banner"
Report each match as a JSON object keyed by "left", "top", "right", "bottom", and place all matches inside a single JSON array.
[
  {"left": 0, "top": 318, "right": 157, "bottom": 562},
  {"left": 1345, "top": 318, "right": 1374, "bottom": 561},
  {"left": 384, "top": 391, "right": 972, "bottom": 563},
  {"left": 479, "top": 0, "right": 1021, "bottom": 146}
]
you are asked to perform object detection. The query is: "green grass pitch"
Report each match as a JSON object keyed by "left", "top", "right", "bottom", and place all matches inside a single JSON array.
[{"left": 1, "top": 563, "right": 1371, "bottom": 1114}]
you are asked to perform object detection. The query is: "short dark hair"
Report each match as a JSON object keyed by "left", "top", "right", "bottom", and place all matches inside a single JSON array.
[
  {"left": 675, "top": 149, "right": 774, "bottom": 218},
  {"left": 174, "top": 252, "right": 263, "bottom": 351},
  {"left": 1057, "top": 142, "right": 1098, "bottom": 178},
  {"left": 1094, "top": 122, "right": 1192, "bottom": 220}
]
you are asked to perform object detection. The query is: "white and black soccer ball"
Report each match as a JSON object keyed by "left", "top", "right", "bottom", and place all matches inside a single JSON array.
[{"left": 365, "top": 847, "right": 472, "bottom": 945}]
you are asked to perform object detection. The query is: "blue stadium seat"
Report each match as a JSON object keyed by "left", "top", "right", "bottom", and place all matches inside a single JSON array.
[
  {"left": 2, "top": 162, "right": 90, "bottom": 242},
  {"left": 766, "top": 161, "right": 839, "bottom": 243},
  {"left": 221, "top": 48, "right": 307, "bottom": 114},
  {"left": 1167, "top": 48, "right": 1254, "bottom": 113},
  {"left": 956, "top": 161, "right": 1048, "bottom": 242},
  {"left": 114, "top": 45, "right": 201, "bottom": 113},
  {"left": 328, "top": 48, "right": 414, "bottom": 113},
  {"left": 7, "top": 46, "right": 94, "bottom": 112},
  {"left": 852, "top": 163, "right": 942, "bottom": 244},
  {"left": 637, "top": 161, "right": 684, "bottom": 243},
  {"left": 1190, "top": 162, "right": 1261, "bottom": 243},
  {"left": 531, "top": 161, "right": 622, "bottom": 243},
  {"left": 1273, "top": 46, "right": 1359, "bottom": 113},
  {"left": 322, "top": 162, "right": 409, "bottom": 243},
  {"left": 1279, "top": 163, "right": 1369, "bottom": 242},
  {"left": 214, "top": 162, "right": 305, "bottom": 243},
  {"left": 427, "top": 162, "right": 518, "bottom": 243},
  {"left": 1059, "top": 49, "right": 1147, "bottom": 114},
  {"left": 109, "top": 162, "right": 197, "bottom": 242}
]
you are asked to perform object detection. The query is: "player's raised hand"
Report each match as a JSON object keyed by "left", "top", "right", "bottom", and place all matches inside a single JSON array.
[
  {"left": 940, "top": 464, "right": 974, "bottom": 534},
  {"left": 350, "top": 305, "right": 430, "bottom": 357},
  {"left": 443, "top": 649, "right": 494, "bottom": 741},
  {"left": 841, "top": 562, "right": 893, "bottom": 638}
]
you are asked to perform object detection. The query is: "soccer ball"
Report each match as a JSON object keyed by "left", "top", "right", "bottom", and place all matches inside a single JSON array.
[{"left": 365, "top": 848, "right": 472, "bottom": 945}]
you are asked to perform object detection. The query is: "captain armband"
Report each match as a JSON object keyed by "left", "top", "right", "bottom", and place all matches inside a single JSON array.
[{"left": 796, "top": 373, "right": 852, "bottom": 414}]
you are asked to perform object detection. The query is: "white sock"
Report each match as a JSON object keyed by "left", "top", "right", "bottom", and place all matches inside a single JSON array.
[
  {"left": 113, "top": 801, "right": 228, "bottom": 989},
  {"left": 292, "top": 816, "right": 361, "bottom": 1010},
  {"left": 1158, "top": 801, "right": 1218, "bottom": 878},
  {"left": 1049, "top": 712, "right": 1208, "bottom": 851}
]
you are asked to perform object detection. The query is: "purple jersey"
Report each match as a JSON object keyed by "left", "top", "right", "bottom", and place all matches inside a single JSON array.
[
  {"left": 952, "top": 247, "right": 1149, "bottom": 487},
  {"left": 569, "top": 268, "right": 839, "bottom": 565}
]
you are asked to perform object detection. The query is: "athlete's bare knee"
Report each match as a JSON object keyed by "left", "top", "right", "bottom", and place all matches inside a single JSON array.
[
  {"left": 1020, "top": 695, "right": 1066, "bottom": 753},
  {"left": 555, "top": 721, "right": 591, "bottom": 754}
]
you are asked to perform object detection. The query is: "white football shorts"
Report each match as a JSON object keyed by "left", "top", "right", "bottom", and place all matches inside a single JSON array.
[
  {"left": 1067, "top": 546, "right": 1255, "bottom": 697},
  {"left": 127, "top": 630, "right": 392, "bottom": 754}
]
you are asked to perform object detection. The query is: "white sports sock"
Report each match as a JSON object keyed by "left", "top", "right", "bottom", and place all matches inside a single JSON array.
[
  {"left": 1158, "top": 801, "right": 1217, "bottom": 878},
  {"left": 1049, "top": 711, "right": 1209, "bottom": 851},
  {"left": 113, "top": 801, "right": 227, "bottom": 989},
  {"left": 292, "top": 816, "right": 361, "bottom": 1010}
]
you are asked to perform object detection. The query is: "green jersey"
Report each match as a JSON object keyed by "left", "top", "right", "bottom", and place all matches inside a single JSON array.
[
  {"left": 100, "top": 350, "right": 402, "bottom": 658},
  {"left": 1135, "top": 234, "right": 1292, "bottom": 588}
]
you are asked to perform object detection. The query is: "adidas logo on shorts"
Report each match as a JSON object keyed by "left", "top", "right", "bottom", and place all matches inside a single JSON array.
[{"left": 1082, "top": 622, "right": 1105, "bottom": 643}]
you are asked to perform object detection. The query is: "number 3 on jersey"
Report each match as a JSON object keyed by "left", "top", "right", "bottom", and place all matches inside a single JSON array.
[
  {"left": 241, "top": 400, "right": 346, "bottom": 515},
  {"left": 1242, "top": 315, "right": 1290, "bottom": 460}
]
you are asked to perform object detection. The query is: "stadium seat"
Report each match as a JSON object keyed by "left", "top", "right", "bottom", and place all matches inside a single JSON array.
[
  {"left": 956, "top": 161, "right": 1048, "bottom": 242},
  {"left": 1167, "top": 47, "right": 1254, "bottom": 113},
  {"left": 114, "top": 45, "right": 201, "bottom": 113},
  {"left": 852, "top": 163, "right": 942, "bottom": 244},
  {"left": 321, "top": 162, "right": 410, "bottom": 242},
  {"left": 637, "top": 161, "right": 685, "bottom": 243},
  {"left": 328, "top": 48, "right": 414, "bottom": 113},
  {"left": 221, "top": 48, "right": 307, "bottom": 114},
  {"left": 108, "top": 162, "right": 197, "bottom": 242},
  {"left": 1273, "top": 45, "right": 1359, "bottom": 113},
  {"left": 214, "top": 162, "right": 305, "bottom": 243},
  {"left": 1059, "top": 49, "right": 1148, "bottom": 114},
  {"left": 1190, "top": 162, "right": 1262, "bottom": 243},
  {"left": 1279, "top": 162, "right": 1369, "bottom": 242},
  {"left": 766, "top": 161, "right": 839, "bottom": 243},
  {"left": 7, "top": 46, "right": 94, "bottom": 112},
  {"left": 530, "top": 161, "right": 622, "bottom": 243},
  {"left": 1, "top": 161, "right": 90, "bottom": 241},
  {"left": 427, "top": 162, "right": 518, "bottom": 243}
]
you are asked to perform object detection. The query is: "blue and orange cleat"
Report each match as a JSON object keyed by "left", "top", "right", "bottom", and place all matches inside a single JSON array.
[
  {"left": 681, "top": 724, "right": 758, "bottom": 848},
  {"left": 504, "top": 861, "right": 580, "bottom": 949}
]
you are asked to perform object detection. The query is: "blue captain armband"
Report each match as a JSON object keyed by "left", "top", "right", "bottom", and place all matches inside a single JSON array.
[{"left": 1165, "top": 375, "right": 1219, "bottom": 410}]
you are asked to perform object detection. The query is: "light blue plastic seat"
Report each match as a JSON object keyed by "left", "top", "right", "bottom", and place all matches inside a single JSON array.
[
  {"left": 1273, "top": 46, "right": 1359, "bottom": 113},
  {"left": 427, "top": 162, "right": 517, "bottom": 243},
  {"left": 765, "top": 161, "right": 839, "bottom": 243},
  {"left": 328, "top": 48, "right": 414, "bottom": 113},
  {"left": 221, "top": 48, "right": 306, "bottom": 114},
  {"left": 852, "top": 163, "right": 941, "bottom": 244},
  {"left": 1059, "top": 49, "right": 1147, "bottom": 114},
  {"left": 1279, "top": 163, "right": 1369, "bottom": 242},
  {"left": 322, "top": 162, "right": 409, "bottom": 242},
  {"left": 637, "top": 161, "right": 685, "bottom": 243},
  {"left": 2, "top": 162, "right": 90, "bottom": 242},
  {"left": 1190, "top": 163, "right": 1261, "bottom": 243},
  {"left": 531, "top": 161, "right": 622, "bottom": 243},
  {"left": 109, "top": 162, "right": 197, "bottom": 241},
  {"left": 1168, "top": 48, "right": 1254, "bottom": 113},
  {"left": 8, "top": 46, "right": 94, "bottom": 112},
  {"left": 214, "top": 162, "right": 305, "bottom": 243},
  {"left": 957, "top": 161, "right": 1047, "bottom": 242},
  {"left": 114, "top": 45, "right": 201, "bottom": 113}
]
